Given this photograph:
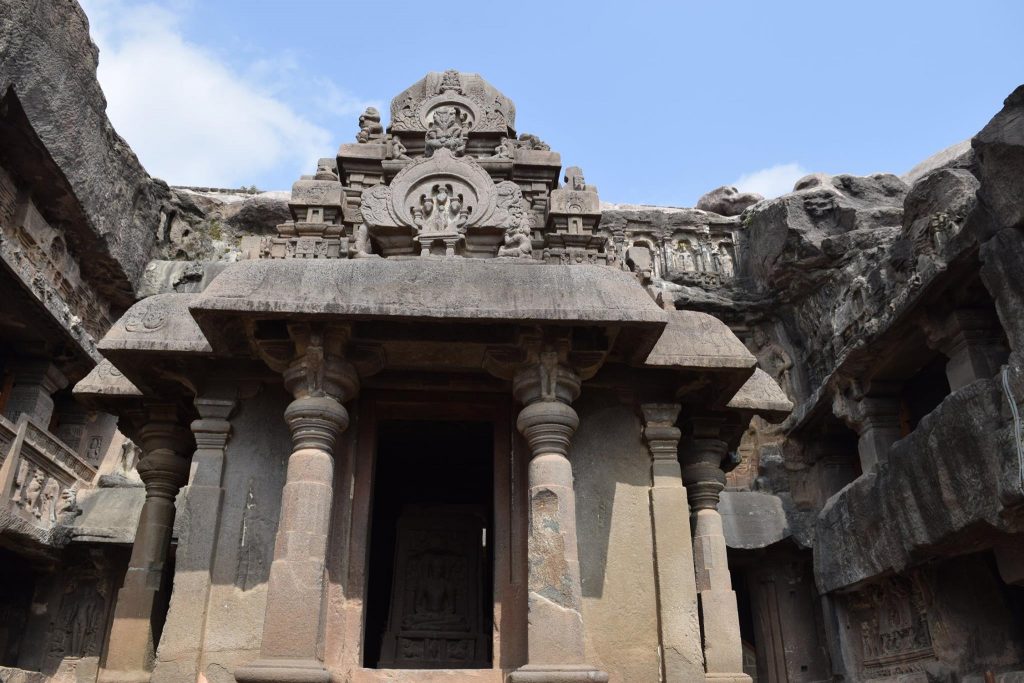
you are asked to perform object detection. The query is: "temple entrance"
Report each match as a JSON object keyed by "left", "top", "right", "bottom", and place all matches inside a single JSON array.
[{"left": 363, "top": 420, "right": 494, "bottom": 669}]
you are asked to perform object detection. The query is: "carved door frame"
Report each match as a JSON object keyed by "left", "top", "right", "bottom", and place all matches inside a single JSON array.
[{"left": 339, "top": 390, "right": 526, "bottom": 681}]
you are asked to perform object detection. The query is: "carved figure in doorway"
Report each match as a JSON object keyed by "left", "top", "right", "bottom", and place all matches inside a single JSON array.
[
  {"left": 677, "top": 242, "right": 696, "bottom": 272},
  {"left": 717, "top": 244, "right": 735, "bottom": 277},
  {"left": 403, "top": 554, "right": 467, "bottom": 631}
]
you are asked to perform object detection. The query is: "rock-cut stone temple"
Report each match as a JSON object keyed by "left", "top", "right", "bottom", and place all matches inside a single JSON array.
[{"left": 1, "top": 5, "right": 1024, "bottom": 682}]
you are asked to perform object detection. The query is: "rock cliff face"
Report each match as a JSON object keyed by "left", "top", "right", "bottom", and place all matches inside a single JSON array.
[{"left": 0, "top": 0, "right": 167, "bottom": 300}]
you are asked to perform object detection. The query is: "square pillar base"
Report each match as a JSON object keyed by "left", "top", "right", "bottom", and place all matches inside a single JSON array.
[{"left": 508, "top": 665, "right": 609, "bottom": 683}]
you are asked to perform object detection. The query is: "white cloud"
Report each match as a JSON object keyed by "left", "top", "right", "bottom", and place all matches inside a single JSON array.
[
  {"left": 80, "top": 0, "right": 375, "bottom": 188},
  {"left": 732, "top": 162, "right": 809, "bottom": 199}
]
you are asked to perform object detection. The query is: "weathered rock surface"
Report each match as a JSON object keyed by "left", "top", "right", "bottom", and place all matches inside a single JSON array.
[
  {"left": 0, "top": 0, "right": 166, "bottom": 295},
  {"left": 154, "top": 189, "right": 290, "bottom": 262},
  {"left": 972, "top": 85, "right": 1024, "bottom": 231},
  {"left": 814, "top": 365, "right": 1024, "bottom": 593},
  {"left": 902, "top": 138, "right": 974, "bottom": 185},
  {"left": 695, "top": 185, "right": 764, "bottom": 216}
]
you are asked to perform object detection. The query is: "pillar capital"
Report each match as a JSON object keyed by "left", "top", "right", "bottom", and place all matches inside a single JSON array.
[
  {"left": 191, "top": 397, "right": 235, "bottom": 451},
  {"left": 680, "top": 437, "right": 728, "bottom": 511},
  {"left": 513, "top": 354, "right": 581, "bottom": 458},
  {"left": 282, "top": 325, "right": 360, "bottom": 403},
  {"left": 640, "top": 403, "right": 682, "bottom": 482},
  {"left": 512, "top": 351, "right": 581, "bottom": 406},
  {"left": 922, "top": 307, "right": 1009, "bottom": 390}
]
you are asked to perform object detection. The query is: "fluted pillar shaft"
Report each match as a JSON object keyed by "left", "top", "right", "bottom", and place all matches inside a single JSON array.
[
  {"left": 100, "top": 408, "right": 191, "bottom": 683},
  {"left": 236, "top": 329, "right": 358, "bottom": 683},
  {"left": 681, "top": 423, "right": 750, "bottom": 683},
  {"left": 509, "top": 352, "right": 607, "bottom": 683},
  {"left": 640, "top": 404, "right": 704, "bottom": 682}
]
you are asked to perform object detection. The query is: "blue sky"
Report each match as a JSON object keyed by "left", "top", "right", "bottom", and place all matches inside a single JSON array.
[{"left": 80, "top": 0, "right": 1024, "bottom": 205}]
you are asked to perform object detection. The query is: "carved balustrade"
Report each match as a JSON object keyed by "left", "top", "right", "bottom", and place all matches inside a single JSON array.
[{"left": 0, "top": 412, "right": 96, "bottom": 534}]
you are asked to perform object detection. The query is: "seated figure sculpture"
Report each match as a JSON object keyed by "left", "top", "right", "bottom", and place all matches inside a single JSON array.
[{"left": 424, "top": 106, "right": 468, "bottom": 158}]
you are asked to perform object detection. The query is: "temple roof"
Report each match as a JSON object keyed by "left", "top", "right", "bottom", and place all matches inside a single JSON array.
[{"left": 389, "top": 70, "right": 516, "bottom": 134}]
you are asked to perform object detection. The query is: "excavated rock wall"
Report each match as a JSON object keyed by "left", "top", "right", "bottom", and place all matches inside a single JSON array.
[{"left": 0, "top": 0, "right": 167, "bottom": 299}]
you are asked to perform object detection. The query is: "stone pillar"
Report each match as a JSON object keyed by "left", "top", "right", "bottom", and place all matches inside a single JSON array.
[
  {"left": 640, "top": 404, "right": 705, "bottom": 682},
  {"left": 53, "top": 399, "right": 90, "bottom": 454},
  {"left": 509, "top": 352, "right": 608, "bottom": 683},
  {"left": 925, "top": 309, "right": 1009, "bottom": 391},
  {"left": 99, "top": 406, "right": 191, "bottom": 683},
  {"left": 151, "top": 396, "right": 236, "bottom": 683},
  {"left": 680, "top": 417, "right": 751, "bottom": 683},
  {"left": 2, "top": 359, "right": 67, "bottom": 425},
  {"left": 852, "top": 395, "right": 901, "bottom": 472},
  {"left": 235, "top": 328, "right": 358, "bottom": 683},
  {"left": 833, "top": 384, "right": 902, "bottom": 473}
]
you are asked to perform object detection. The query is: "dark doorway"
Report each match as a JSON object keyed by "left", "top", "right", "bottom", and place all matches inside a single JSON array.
[
  {"left": 363, "top": 420, "right": 494, "bottom": 669},
  {"left": 0, "top": 548, "right": 36, "bottom": 667}
]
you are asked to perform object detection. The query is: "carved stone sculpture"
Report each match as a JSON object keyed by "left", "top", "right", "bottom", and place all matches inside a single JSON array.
[
  {"left": 424, "top": 106, "right": 468, "bottom": 158},
  {"left": 493, "top": 137, "right": 515, "bottom": 159},
  {"left": 439, "top": 69, "right": 462, "bottom": 93},
  {"left": 386, "top": 134, "right": 410, "bottom": 160},
  {"left": 314, "top": 159, "right": 339, "bottom": 181},
  {"left": 565, "top": 166, "right": 587, "bottom": 191},
  {"left": 516, "top": 132, "right": 549, "bottom": 151},
  {"left": 356, "top": 107, "right": 384, "bottom": 143},
  {"left": 359, "top": 149, "right": 516, "bottom": 257},
  {"left": 379, "top": 506, "right": 489, "bottom": 669}
]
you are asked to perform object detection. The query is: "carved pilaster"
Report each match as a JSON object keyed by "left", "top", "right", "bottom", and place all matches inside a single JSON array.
[
  {"left": 100, "top": 406, "right": 192, "bottom": 683},
  {"left": 923, "top": 308, "right": 1009, "bottom": 391},
  {"left": 152, "top": 395, "right": 236, "bottom": 683},
  {"left": 640, "top": 404, "right": 705, "bottom": 682},
  {"left": 2, "top": 359, "right": 67, "bottom": 426},
  {"left": 680, "top": 416, "right": 751, "bottom": 682},
  {"left": 235, "top": 324, "right": 358, "bottom": 683},
  {"left": 832, "top": 381, "right": 902, "bottom": 473},
  {"left": 508, "top": 351, "right": 607, "bottom": 683}
]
